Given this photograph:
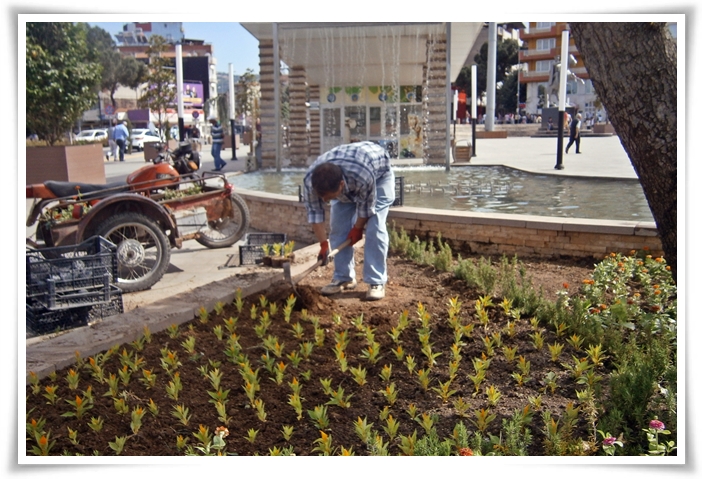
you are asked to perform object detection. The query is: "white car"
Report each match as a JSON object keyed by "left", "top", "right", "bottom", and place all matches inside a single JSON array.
[
  {"left": 130, "top": 129, "right": 162, "bottom": 151},
  {"left": 76, "top": 129, "right": 107, "bottom": 142}
]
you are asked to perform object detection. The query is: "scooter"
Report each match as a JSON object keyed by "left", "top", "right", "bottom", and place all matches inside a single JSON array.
[{"left": 26, "top": 140, "right": 251, "bottom": 292}]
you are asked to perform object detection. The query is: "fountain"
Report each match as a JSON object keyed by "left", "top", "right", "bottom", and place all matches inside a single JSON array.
[{"left": 229, "top": 166, "right": 653, "bottom": 223}]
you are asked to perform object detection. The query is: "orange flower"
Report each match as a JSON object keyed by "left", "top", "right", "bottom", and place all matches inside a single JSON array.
[
  {"left": 459, "top": 447, "right": 474, "bottom": 456},
  {"left": 617, "top": 262, "right": 624, "bottom": 267},
  {"left": 646, "top": 255, "right": 652, "bottom": 259},
  {"left": 563, "top": 283, "right": 569, "bottom": 289},
  {"left": 643, "top": 246, "right": 650, "bottom": 251},
  {"left": 39, "top": 435, "right": 48, "bottom": 446},
  {"left": 610, "top": 252, "right": 616, "bottom": 257},
  {"left": 655, "top": 257, "right": 663, "bottom": 263},
  {"left": 654, "top": 290, "right": 662, "bottom": 295},
  {"left": 630, "top": 250, "right": 637, "bottom": 256},
  {"left": 651, "top": 305, "right": 661, "bottom": 312},
  {"left": 666, "top": 266, "right": 671, "bottom": 271},
  {"left": 599, "top": 304, "right": 607, "bottom": 310},
  {"left": 653, "top": 284, "right": 660, "bottom": 289}
]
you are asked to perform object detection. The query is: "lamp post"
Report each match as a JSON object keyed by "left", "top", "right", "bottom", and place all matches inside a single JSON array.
[
  {"left": 175, "top": 42, "right": 185, "bottom": 141},
  {"left": 554, "top": 30, "right": 569, "bottom": 170},
  {"left": 471, "top": 64, "right": 477, "bottom": 157},
  {"left": 228, "top": 64, "right": 237, "bottom": 161}
]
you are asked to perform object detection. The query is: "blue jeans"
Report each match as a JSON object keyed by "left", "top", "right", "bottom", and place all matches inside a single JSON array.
[
  {"left": 329, "top": 169, "right": 395, "bottom": 286},
  {"left": 212, "top": 142, "right": 225, "bottom": 169},
  {"left": 116, "top": 139, "right": 126, "bottom": 161}
]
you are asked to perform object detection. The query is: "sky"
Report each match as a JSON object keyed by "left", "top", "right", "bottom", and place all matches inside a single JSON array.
[{"left": 86, "top": 21, "right": 261, "bottom": 75}]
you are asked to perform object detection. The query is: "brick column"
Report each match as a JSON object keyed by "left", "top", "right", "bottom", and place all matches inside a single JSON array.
[
  {"left": 308, "top": 85, "right": 321, "bottom": 158},
  {"left": 423, "top": 34, "right": 449, "bottom": 165},
  {"left": 288, "top": 66, "right": 309, "bottom": 166},
  {"left": 258, "top": 40, "right": 278, "bottom": 168}
]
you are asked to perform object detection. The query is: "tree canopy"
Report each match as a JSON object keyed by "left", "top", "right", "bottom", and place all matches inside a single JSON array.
[
  {"left": 454, "top": 37, "right": 520, "bottom": 114},
  {"left": 26, "top": 23, "right": 102, "bottom": 145},
  {"left": 137, "top": 35, "right": 177, "bottom": 137}
]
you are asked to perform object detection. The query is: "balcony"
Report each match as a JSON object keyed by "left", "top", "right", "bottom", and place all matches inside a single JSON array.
[{"left": 521, "top": 23, "right": 568, "bottom": 40}]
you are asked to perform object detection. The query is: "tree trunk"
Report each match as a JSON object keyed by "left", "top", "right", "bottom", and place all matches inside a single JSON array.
[{"left": 569, "top": 22, "right": 677, "bottom": 282}]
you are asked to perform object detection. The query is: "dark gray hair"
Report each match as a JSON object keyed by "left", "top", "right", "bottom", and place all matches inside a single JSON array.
[{"left": 311, "top": 162, "right": 343, "bottom": 196}]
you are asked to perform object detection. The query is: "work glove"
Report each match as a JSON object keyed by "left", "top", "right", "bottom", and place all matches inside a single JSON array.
[
  {"left": 318, "top": 240, "right": 330, "bottom": 266},
  {"left": 347, "top": 226, "right": 364, "bottom": 246}
]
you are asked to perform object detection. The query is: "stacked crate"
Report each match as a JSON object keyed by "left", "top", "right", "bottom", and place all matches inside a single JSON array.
[{"left": 26, "top": 236, "right": 123, "bottom": 335}]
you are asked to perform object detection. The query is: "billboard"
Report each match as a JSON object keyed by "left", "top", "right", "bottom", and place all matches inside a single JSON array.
[{"left": 180, "top": 81, "right": 204, "bottom": 108}]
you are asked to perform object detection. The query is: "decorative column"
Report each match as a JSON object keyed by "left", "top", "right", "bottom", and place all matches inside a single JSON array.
[
  {"left": 288, "top": 66, "right": 309, "bottom": 166},
  {"left": 258, "top": 40, "right": 278, "bottom": 169},
  {"left": 308, "top": 84, "right": 321, "bottom": 158},
  {"left": 423, "top": 34, "right": 449, "bottom": 165}
]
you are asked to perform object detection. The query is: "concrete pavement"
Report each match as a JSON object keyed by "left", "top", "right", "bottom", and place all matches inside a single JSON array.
[{"left": 25, "top": 132, "right": 638, "bottom": 379}]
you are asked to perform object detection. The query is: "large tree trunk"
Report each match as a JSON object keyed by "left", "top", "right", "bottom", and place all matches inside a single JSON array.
[{"left": 569, "top": 23, "right": 677, "bottom": 282}]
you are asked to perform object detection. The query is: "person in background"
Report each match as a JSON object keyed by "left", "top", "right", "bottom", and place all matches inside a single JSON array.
[
  {"left": 208, "top": 114, "right": 226, "bottom": 171},
  {"left": 565, "top": 113, "right": 583, "bottom": 154},
  {"left": 303, "top": 141, "right": 395, "bottom": 301},
  {"left": 107, "top": 119, "right": 118, "bottom": 161},
  {"left": 113, "top": 120, "right": 129, "bottom": 162}
]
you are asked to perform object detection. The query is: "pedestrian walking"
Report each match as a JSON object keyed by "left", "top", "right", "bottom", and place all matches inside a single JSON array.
[
  {"left": 208, "top": 114, "right": 226, "bottom": 171},
  {"left": 113, "top": 120, "right": 129, "bottom": 162},
  {"left": 565, "top": 113, "right": 583, "bottom": 154},
  {"left": 107, "top": 119, "right": 118, "bottom": 161},
  {"left": 302, "top": 141, "right": 395, "bottom": 301}
]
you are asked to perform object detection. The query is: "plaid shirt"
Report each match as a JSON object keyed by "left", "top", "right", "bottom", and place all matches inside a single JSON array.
[{"left": 304, "top": 141, "right": 392, "bottom": 224}]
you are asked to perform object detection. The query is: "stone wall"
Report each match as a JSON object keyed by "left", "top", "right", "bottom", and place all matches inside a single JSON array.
[{"left": 235, "top": 189, "right": 663, "bottom": 260}]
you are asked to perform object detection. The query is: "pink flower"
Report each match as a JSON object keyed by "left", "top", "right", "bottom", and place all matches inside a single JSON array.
[
  {"left": 603, "top": 436, "right": 617, "bottom": 446},
  {"left": 649, "top": 419, "right": 665, "bottom": 431}
]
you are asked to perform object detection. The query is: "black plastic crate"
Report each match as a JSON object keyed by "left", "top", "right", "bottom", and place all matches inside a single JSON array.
[
  {"left": 26, "top": 285, "right": 123, "bottom": 336},
  {"left": 239, "top": 233, "right": 287, "bottom": 265},
  {"left": 26, "top": 236, "right": 118, "bottom": 310}
]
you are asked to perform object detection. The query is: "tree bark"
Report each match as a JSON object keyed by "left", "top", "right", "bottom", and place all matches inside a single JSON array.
[{"left": 569, "top": 22, "right": 677, "bottom": 282}]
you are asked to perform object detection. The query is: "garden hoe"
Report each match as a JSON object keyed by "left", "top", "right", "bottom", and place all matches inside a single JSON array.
[{"left": 283, "top": 239, "right": 351, "bottom": 295}]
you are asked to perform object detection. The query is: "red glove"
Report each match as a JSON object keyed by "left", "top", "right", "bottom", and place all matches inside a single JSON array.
[
  {"left": 318, "top": 240, "right": 330, "bottom": 265},
  {"left": 347, "top": 226, "right": 364, "bottom": 245}
]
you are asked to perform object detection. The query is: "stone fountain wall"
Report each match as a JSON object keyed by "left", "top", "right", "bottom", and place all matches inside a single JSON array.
[{"left": 235, "top": 189, "right": 663, "bottom": 260}]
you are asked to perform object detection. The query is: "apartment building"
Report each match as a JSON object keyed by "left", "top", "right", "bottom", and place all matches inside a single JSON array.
[{"left": 519, "top": 22, "right": 598, "bottom": 120}]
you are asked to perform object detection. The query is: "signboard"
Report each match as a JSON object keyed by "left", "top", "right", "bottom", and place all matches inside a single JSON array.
[{"left": 105, "top": 105, "right": 114, "bottom": 115}]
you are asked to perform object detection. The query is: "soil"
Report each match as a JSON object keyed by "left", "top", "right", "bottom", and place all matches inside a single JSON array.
[{"left": 25, "top": 248, "right": 599, "bottom": 457}]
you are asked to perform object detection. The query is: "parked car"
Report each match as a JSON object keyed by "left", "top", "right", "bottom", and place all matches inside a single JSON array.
[
  {"left": 76, "top": 129, "right": 107, "bottom": 142},
  {"left": 130, "top": 129, "right": 162, "bottom": 151}
]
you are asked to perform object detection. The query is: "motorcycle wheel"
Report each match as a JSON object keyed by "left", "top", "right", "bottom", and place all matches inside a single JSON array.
[
  {"left": 195, "top": 192, "right": 250, "bottom": 248},
  {"left": 95, "top": 212, "right": 171, "bottom": 293}
]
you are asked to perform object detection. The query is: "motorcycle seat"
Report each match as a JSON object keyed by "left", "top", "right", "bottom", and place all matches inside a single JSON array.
[{"left": 44, "top": 180, "right": 129, "bottom": 199}]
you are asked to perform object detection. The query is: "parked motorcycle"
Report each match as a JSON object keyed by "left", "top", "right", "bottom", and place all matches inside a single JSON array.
[{"left": 26, "top": 141, "right": 250, "bottom": 293}]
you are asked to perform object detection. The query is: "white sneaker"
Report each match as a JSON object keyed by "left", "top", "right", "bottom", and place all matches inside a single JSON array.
[
  {"left": 320, "top": 279, "right": 357, "bottom": 295},
  {"left": 366, "top": 284, "right": 385, "bottom": 300}
]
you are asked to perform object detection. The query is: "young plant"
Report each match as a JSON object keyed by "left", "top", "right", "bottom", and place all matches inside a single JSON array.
[
  {"left": 307, "top": 405, "right": 330, "bottom": 430},
  {"left": 349, "top": 365, "right": 368, "bottom": 386},
  {"left": 432, "top": 379, "right": 458, "bottom": 403},
  {"left": 485, "top": 385, "right": 502, "bottom": 407},
  {"left": 171, "top": 404, "right": 191, "bottom": 426},
  {"left": 61, "top": 394, "right": 93, "bottom": 420},
  {"left": 548, "top": 342, "right": 565, "bottom": 362},
  {"left": 326, "top": 386, "right": 353, "bottom": 408},
  {"left": 354, "top": 416, "right": 374, "bottom": 444},
  {"left": 108, "top": 435, "right": 128, "bottom": 455},
  {"left": 380, "top": 383, "right": 398, "bottom": 406}
]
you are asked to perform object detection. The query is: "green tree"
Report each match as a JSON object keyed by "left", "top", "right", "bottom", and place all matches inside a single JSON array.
[
  {"left": 454, "top": 37, "right": 520, "bottom": 115},
  {"left": 137, "top": 35, "right": 176, "bottom": 138},
  {"left": 569, "top": 22, "right": 677, "bottom": 282},
  {"left": 80, "top": 24, "right": 147, "bottom": 110},
  {"left": 235, "top": 68, "right": 260, "bottom": 121},
  {"left": 26, "top": 22, "right": 102, "bottom": 145}
]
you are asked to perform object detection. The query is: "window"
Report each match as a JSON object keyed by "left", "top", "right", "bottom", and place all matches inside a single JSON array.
[
  {"left": 536, "top": 38, "right": 556, "bottom": 51},
  {"left": 536, "top": 22, "right": 555, "bottom": 29},
  {"left": 536, "top": 60, "right": 553, "bottom": 72}
]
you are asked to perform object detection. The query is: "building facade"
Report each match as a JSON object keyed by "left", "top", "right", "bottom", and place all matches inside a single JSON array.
[{"left": 519, "top": 22, "right": 599, "bottom": 120}]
